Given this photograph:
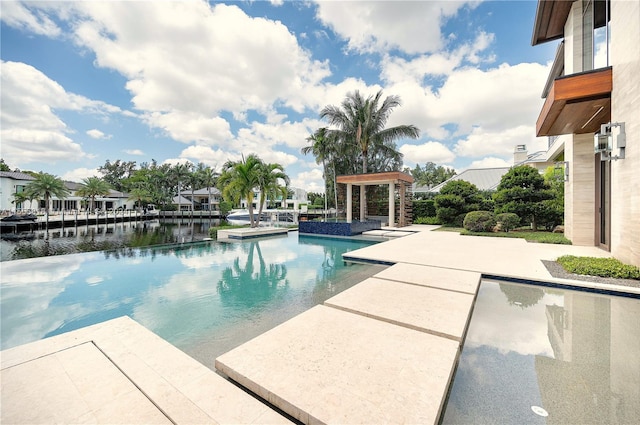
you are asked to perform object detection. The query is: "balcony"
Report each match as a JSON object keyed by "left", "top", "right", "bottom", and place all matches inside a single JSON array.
[{"left": 535, "top": 67, "right": 612, "bottom": 137}]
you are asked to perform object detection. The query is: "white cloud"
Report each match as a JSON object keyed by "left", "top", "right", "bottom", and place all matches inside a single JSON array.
[
  {"left": 0, "top": 1, "right": 61, "bottom": 36},
  {"left": 291, "top": 169, "right": 324, "bottom": 193},
  {"left": 314, "top": 1, "right": 472, "bottom": 54},
  {"left": 123, "top": 149, "right": 144, "bottom": 156},
  {"left": 55, "top": 1, "right": 331, "bottom": 142},
  {"left": 179, "top": 146, "right": 240, "bottom": 168},
  {"left": 86, "top": 129, "right": 110, "bottom": 139},
  {"left": 468, "top": 157, "right": 512, "bottom": 169},
  {"left": 0, "top": 61, "right": 123, "bottom": 168},
  {"left": 454, "top": 125, "right": 540, "bottom": 158},
  {"left": 61, "top": 167, "right": 100, "bottom": 182},
  {"left": 399, "top": 141, "right": 456, "bottom": 165}
]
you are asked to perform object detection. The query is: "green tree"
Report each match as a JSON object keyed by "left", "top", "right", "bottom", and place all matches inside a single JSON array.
[
  {"left": 218, "top": 154, "right": 263, "bottom": 227},
  {"left": 255, "top": 162, "right": 290, "bottom": 225},
  {"left": 76, "top": 177, "right": 112, "bottom": 213},
  {"left": 493, "top": 165, "right": 554, "bottom": 231},
  {"left": 24, "top": 173, "right": 70, "bottom": 222},
  {"left": 0, "top": 159, "right": 11, "bottom": 172},
  {"left": 98, "top": 160, "right": 137, "bottom": 191},
  {"left": 197, "top": 163, "right": 219, "bottom": 213},
  {"left": 127, "top": 187, "right": 153, "bottom": 209},
  {"left": 434, "top": 180, "right": 482, "bottom": 225},
  {"left": 408, "top": 162, "right": 456, "bottom": 188},
  {"left": 301, "top": 127, "right": 339, "bottom": 209},
  {"left": 319, "top": 90, "right": 419, "bottom": 215}
]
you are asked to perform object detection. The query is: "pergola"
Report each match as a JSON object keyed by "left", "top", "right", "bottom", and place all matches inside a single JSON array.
[{"left": 336, "top": 171, "right": 414, "bottom": 227}]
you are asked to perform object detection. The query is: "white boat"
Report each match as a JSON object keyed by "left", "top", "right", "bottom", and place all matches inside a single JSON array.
[{"left": 226, "top": 209, "right": 296, "bottom": 226}]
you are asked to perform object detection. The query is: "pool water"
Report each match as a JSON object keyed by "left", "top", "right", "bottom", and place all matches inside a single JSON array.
[
  {"left": 441, "top": 279, "right": 640, "bottom": 424},
  {"left": 0, "top": 232, "right": 383, "bottom": 368}
]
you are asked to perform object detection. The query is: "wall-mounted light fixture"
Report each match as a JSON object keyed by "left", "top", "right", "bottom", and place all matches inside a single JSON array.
[{"left": 594, "top": 122, "right": 626, "bottom": 161}]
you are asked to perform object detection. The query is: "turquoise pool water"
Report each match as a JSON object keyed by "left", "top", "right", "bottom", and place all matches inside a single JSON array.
[
  {"left": 0, "top": 232, "right": 383, "bottom": 368},
  {"left": 441, "top": 279, "right": 640, "bottom": 424}
]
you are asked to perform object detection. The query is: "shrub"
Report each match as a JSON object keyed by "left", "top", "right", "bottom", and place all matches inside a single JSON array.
[
  {"left": 414, "top": 216, "right": 442, "bottom": 225},
  {"left": 495, "top": 213, "right": 520, "bottom": 232},
  {"left": 434, "top": 194, "right": 465, "bottom": 224},
  {"left": 413, "top": 199, "right": 436, "bottom": 218},
  {"left": 537, "top": 199, "right": 564, "bottom": 231},
  {"left": 463, "top": 211, "right": 496, "bottom": 232},
  {"left": 557, "top": 255, "right": 640, "bottom": 280}
]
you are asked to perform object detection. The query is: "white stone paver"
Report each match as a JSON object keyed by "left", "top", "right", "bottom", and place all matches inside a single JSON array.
[
  {"left": 216, "top": 305, "right": 460, "bottom": 425},
  {"left": 325, "top": 277, "right": 475, "bottom": 340},
  {"left": 375, "top": 262, "right": 481, "bottom": 294},
  {"left": 0, "top": 317, "right": 292, "bottom": 425}
]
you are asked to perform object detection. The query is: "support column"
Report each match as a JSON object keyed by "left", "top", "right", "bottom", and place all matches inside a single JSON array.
[
  {"left": 359, "top": 185, "right": 365, "bottom": 221},
  {"left": 399, "top": 183, "right": 406, "bottom": 227},
  {"left": 346, "top": 183, "right": 352, "bottom": 222},
  {"left": 388, "top": 183, "right": 395, "bottom": 227}
]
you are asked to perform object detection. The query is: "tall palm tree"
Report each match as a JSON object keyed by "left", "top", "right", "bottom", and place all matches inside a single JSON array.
[
  {"left": 255, "top": 162, "right": 290, "bottom": 226},
  {"left": 171, "top": 162, "right": 193, "bottom": 211},
  {"left": 127, "top": 187, "right": 153, "bottom": 210},
  {"left": 195, "top": 163, "right": 218, "bottom": 214},
  {"left": 320, "top": 90, "right": 419, "bottom": 174},
  {"left": 301, "top": 127, "right": 339, "bottom": 210},
  {"left": 218, "top": 154, "right": 263, "bottom": 227},
  {"left": 320, "top": 90, "right": 419, "bottom": 217},
  {"left": 24, "top": 172, "right": 70, "bottom": 215},
  {"left": 76, "top": 177, "right": 112, "bottom": 213}
]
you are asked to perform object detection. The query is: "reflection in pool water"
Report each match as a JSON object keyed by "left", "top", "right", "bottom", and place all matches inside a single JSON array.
[
  {"left": 0, "top": 233, "right": 383, "bottom": 368},
  {"left": 441, "top": 279, "right": 640, "bottom": 424}
]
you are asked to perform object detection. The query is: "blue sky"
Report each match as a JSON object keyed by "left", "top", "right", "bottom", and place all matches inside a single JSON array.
[{"left": 1, "top": 1, "right": 557, "bottom": 192}]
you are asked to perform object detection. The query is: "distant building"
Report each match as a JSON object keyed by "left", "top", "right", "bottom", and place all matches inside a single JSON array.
[
  {"left": 0, "top": 171, "right": 36, "bottom": 211},
  {"left": 417, "top": 167, "right": 511, "bottom": 195}
]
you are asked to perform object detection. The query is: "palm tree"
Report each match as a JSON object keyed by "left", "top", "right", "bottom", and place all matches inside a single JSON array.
[
  {"left": 197, "top": 163, "right": 219, "bottom": 218},
  {"left": 218, "top": 154, "right": 263, "bottom": 227},
  {"left": 24, "top": 172, "right": 70, "bottom": 215},
  {"left": 127, "top": 187, "right": 153, "bottom": 210},
  {"left": 255, "top": 162, "right": 290, "bottom": 226},
  {"left": 76, "top": 177, "right": 112, "bottom": 213},
  {"left": 301, "top": 127, "right": 339, "bottom": 210},
  {"left": 320, "top": 90, "right": 419, "bottom": 217},
  {"left": 171, "top": 162, "right": 193, "bottom": 211},
  {"left": 320, "top": 90, "right": 419, "bottom": 174}
]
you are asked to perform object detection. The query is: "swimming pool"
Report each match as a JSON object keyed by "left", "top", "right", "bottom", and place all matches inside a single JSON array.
[
  {"left": 0, "top": 232, "right": 383, "bottom": 368},
  {"left": 441, "top": 278, "right": 640, "bottom": 424}
]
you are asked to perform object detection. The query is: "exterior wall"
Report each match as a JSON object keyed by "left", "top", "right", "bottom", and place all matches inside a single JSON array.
[
  {"left": 0, "top": 177, "right": 38, "bottom": 211},
  {"left": 565, "top": 134, "right": 597, "bottom": 245},
  {"left": 610, "top": 0, "right": 640, "bottom": 266}
]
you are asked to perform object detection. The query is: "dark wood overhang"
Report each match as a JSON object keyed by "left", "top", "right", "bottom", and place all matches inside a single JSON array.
[
  {"left": 536, "top": 67, "right": 612, "bottom": 137},
  {"left": 336, "top": 171, "right": 413, "bottom": 186},
  {"left": 531, "top": 0, "right": 576, "bottom": 46}
]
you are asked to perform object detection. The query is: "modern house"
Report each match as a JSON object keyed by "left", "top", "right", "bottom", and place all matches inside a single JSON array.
[
  {"left": 531, "top": 0, "right": 639, "bottom": 266},
  {"left": 0, "top": 171, "right": 131, "bottom": 213},
  {"left": 239, "top": 187, "right": 308, "bottom": 211},
  {"left": 0, "top": 171, "right": 36, "bottom": 211}
]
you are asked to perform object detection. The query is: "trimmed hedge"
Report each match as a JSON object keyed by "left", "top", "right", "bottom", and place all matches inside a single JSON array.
[
  {"left": 557, "top": 255, "right": 640, "bottom": 280},
  {"left": 463, "top": 211, "right": 496, "bottom": 232},
  {"left": 495, "top": 213, "right": 520, "bottom": 232},
  {"left": 413, "top": 199, "right": 436, "bottom": 218},
  {"left": 414, "top": 216, "right": 442, "bottom": 225}
]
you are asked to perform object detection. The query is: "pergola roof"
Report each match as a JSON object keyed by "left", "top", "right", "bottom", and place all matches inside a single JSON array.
[{"left": 336, "top": 171, "right": 413, "bottom": 186}]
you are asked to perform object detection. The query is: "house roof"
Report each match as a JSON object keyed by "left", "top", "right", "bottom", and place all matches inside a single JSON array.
[
  {"left": 0, "top": 171, "right": 36, "bottom": 181},
  {"left": 190, "top": 187, "right": 221, "bottom": 195},
  {"left": 172, "top": 195, "right": 196, "bottom": 205},
  {"left": 428, "top": 167, "right": 511, "bottom": 193}
]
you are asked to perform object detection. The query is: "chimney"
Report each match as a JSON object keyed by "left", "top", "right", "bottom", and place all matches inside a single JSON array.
[{"left": 514, "top": 144, "right": 528, "bottom": 165}]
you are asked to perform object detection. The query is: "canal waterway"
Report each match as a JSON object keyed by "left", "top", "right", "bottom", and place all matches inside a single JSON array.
[{"left": 0, "top": 219, "right": 219, "bottom": 261}]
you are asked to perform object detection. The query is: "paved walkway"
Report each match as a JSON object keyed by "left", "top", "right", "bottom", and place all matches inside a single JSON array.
[{"left": 2, "top": 225, "right": 638, "bottom": 424}]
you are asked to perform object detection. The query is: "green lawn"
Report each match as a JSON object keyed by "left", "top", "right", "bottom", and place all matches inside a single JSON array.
[{"left": 435, "top": 226, "right": 571, "bottom": 245}]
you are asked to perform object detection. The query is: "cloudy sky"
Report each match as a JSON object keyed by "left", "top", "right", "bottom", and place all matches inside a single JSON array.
[{"left": 1, "top": 0, "right": 557, "bottom": 192}]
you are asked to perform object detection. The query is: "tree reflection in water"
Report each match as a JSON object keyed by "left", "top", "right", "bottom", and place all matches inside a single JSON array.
[
  {"left": 499, "top": 282, "right": 545, "bottom": 308},
  {"left": 217, "top": 241, "right": 289, "bottom": 308}
]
